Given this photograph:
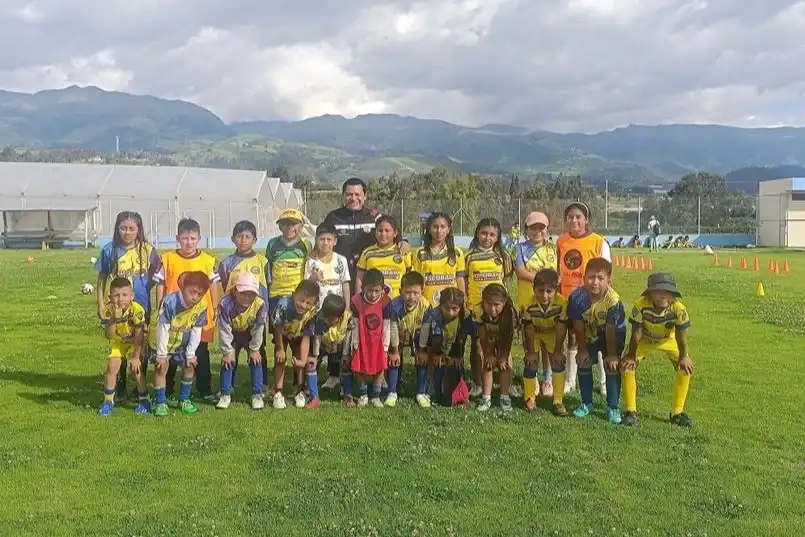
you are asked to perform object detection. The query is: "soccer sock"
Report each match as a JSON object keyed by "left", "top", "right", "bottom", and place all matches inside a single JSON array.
[
  {"left": 103, "top": 388, "right": 115, "bottom": 403},
  {"left": 567, "top": 349, "right": 578, "bottom": 387},
  {"left": 523, "top": 366, "right": 538, "bottom": 402},
  {"left": 605, "top": 371, "right": 621, "bottom": 409},
  {"left": 154, "top": 386, "right": 166, "bottom": 405},
  {"left": 671, "top": 370, "right": 692, "bottom": 415},
  {"left": 179, "top": 379, "right": 193, "bottom": 402},
  {"left": 622, "top": 370, "right": 637, "bottom": 412},
  {"left": 359, "top": 382, "right": 369, "bottom": 397},
  {"left": 342, "top": 372, "right": 354, "bottom": 398},
  {"left": 552, "top": 370, "right": 566, "bottom": 405},
  {"left": 578, "top": 367, "right": 594, "bottom": 406},
  {"left": 387, "top": 367, "right": 400, "bottom": 395},
  {"left": 434, "top": 366, "right": 445, "bottom": 398},
  {"left": 306, "top": 365, "right": 319, "bottom": 398},
  {"left": 369, "top": 382, "right": 381, "bottom": 398},
  {"left": 416, "top": 365, "right": 428, "bottom": 394},
  {"left": 544, "top": 367, "right": 552, "bottom": 382}
]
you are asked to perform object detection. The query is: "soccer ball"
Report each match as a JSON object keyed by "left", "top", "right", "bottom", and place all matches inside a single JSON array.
[
  {"left": 81, "top": 283, "right": 95, "bottom": 295},
  {"left": 90, "top": 256, "right": 98, "bottom": 265}
]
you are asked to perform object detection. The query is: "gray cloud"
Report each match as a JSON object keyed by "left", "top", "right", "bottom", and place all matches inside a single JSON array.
[{"left": 0, "top": 0, "right": 804, "bottom": 132}]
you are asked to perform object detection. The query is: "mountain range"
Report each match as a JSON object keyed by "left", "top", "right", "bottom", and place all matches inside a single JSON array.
[{"left": 2, "top": 85, "right": 805, "bottom": 191}]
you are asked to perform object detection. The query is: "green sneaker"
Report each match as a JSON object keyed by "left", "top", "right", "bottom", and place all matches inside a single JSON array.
[
  {"left": 607, "top": 407, "right": 622, "bottom": 425},
  {"left": 180, "top": 400, "right": 198, "bottom": 415},
  {"left": 153, "top": 403, "right": 169, "bottom": 417},
  {"left": 573, "top": 403, "right": 593, "bottom": 418},
  {"left": 670, "top": 412, "right": 694, "bottom": 428},
  {"left": 622, "top": 411, "right": 639, "bottom": 426}
]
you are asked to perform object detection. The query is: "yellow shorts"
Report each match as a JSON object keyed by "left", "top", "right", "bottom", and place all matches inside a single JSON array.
[
  {"left": 635, "top": 338, "right": 679, "bottom": 362},
  {"left": 533, "top": 333, "right": 557, "bottom": 354},
  {"left": 108, "top": 341, "right": 135, "bottom": 360}
]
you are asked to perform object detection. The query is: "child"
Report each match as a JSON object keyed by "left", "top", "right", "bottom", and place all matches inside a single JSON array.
[
  {"left": 153, "top": 218, "right": 220, "bottom": 402},
  {"left": 622, "top": 273, "right": 694, "bottom": 427},
  {"left": 151, "top": 271, "right": 210, "bottom": 417},
  {"left": 356, "top": 215, "right": 411, "bottom": 299},
  {"left": 385, "top": 271, "right": 431, "bottom": 407},
  {"left": 305, "top": 223, "right": 350, "bottom": 390},
  {"left": 466, "top": 218, "right": 512, "bottom": 398},
  {"left": 412, "top": 212, "right": 466, "bottom": 307},
  {"left": 271, "top": 280, "right": 320, "bottom": 409},
  {"left": 95, "top": 211, "right": 160, "bottom": 399},
  {"left": 298, "top": 294, "right": 351, "bottom": 409},
  {"left": 474, "top": 284, "right": 517, "bottom": 412},
  {"left": 522, "top": 269, "right": 569, "bottom": 414},
  {"left": 266, "top": 208, "right": 313, "bottom": 399},
  {"left": 98, "top": 278, "right": 149, "bottom": 416},
  {"left": 342, "top": 268, "right": 393, "bottom": 408},
  {"left": 217, "top": 220, "right": 271, "bottom": 392},
  {"left": 215, "top": 273, "right": 269, "bottom": 411},
  {"left": 417, "top": 287, "right": 467, "bottom": 407},
  {"left": 567, "top": 258, "right": 626, "bottom": 424}
]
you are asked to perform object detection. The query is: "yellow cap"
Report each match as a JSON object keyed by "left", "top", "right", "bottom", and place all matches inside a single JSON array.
[{"left": 277, "top": 208, "right": 304, "bottom": 224}]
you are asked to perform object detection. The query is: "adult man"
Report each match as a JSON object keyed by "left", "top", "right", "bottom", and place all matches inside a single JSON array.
[{"left": 647, "top": 216, "right": 661, "bottom": 252}]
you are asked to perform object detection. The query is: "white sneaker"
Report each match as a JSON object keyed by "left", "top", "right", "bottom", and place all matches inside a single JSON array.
[
  {"left": 273, "top": 392, "right": 286, "bottom": 410},
  {"left": 251, "top": 394, "right": 265, "bottom": 410},
  {"left": 469, "top": 383, "right": 483, "bottom": 398},
  {"left": 322, "top": 376, "right": 340, "bottom": 390},
  {"left": 509, "top": 385, "right": 523, "bottom": 398},
  {"left": 371, "top": 397, "right": 383, "bottom": 408},
  {"left": 477, "top": 398, "right": 492, "bottom": 412},
  {"left": 357, "top": 395, "right": 369, "bottom": 408},
  {"left": 385, "top": 392, "right": 398, "bottom": 408},
  {"left": 216, "top": 394, "right": 231, "bottom": 409},
  {"left": 294, "top": 391, "right": 306, "bottom": 408},
  {"left": 415, "top": 394, "right": 431, "bottom": 408}
]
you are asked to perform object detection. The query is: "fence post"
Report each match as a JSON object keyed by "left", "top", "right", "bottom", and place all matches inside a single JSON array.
[
  {"left": 637, "top": 196, "right": 641, "bottom": 235},
  {"left": 604, "top": 179, "right": 609, "bottom": 231},
  {"left": 697, "top": 196, "right": 701, "bottom": 235},
  {"left": 460, "top": 198, "right": 464, "bottom": 237},
  {"left": 401, "top": 198, "right": 405, "bottom": 238}
]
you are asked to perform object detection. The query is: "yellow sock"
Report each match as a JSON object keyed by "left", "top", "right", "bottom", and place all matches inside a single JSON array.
[
  {"left": 103, "top": 389, "right": 115, "bottom": 403},
  {"left": 671, "top": 370, "right": 692, "bottom": 415},
  {"left": 622, "top": 370, "right": 637, "bottom": 412},
  {"left": 523, "top": 377, "right": 538, "bottom": 402},
  {"left": 552, "top": 371, "right": 565, "bottom": 405}
]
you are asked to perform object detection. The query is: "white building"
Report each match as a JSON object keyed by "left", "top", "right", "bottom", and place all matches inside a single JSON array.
[
  {"left": 758, "top": 177, "right": 805, "bottom": 248},
  {"left": 0, "top": 162, "right": 303, "bottom": 248}
]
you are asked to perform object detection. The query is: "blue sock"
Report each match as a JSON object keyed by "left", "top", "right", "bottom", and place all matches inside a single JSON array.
[
  {"left": 359, "top": 382, "right": 369, "bottom": 396},
  {"left": 369, "top": 382, "right": 380, "bottom": 398},
  {"left": 416, "top": 365, "right": 428, "bottom": 394},
  {"left": 579, "top": 367, "right": 594, "bottom": 406},
  {"left": 387, "top": 367, "right": 400, "bottom": 394},
  {"left": 307, "top": 365, "right": 319, "bottom": 398},
  {"left": 154, "top": 387, "right": 166, "bottom": 405},
  {"left": 544, "top": 368, "right": 552, "bottom": 381},
  {"left": 179, "top": 379, "right": 193, "bottom": 401},
  {"left": 434, "top": 366, "right": 445, "bottom": 398},
  {"left": 523, "top": 367, "right": 537, "bottom": 380},
  {"left": 605, "top": 371, "right": 621, "bottom": 409},
  {"left": 250, "top": 362, "right": 264, "bottom": 395},
  {"left": 342, "top": 372, "right": 354, "bottom": 398}
]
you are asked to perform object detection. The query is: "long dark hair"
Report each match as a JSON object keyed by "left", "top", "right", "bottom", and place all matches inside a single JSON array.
[
  {"left": 375, "top": 215, "right": 401, "bottom": 247},
  {"left": 469, "top": 217, "right": 512, "bottom": 277},
  {"left": 424, "top": 212, "right": 457, "bottom": 264},
  {"left": 481, "top": 283, "right": 516, "bottom": 357},
  {"left": 111, "top": 211, "right": 148, "bottom": 278}
]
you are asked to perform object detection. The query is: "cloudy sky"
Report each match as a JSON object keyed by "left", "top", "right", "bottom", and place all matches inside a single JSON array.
[{"left": 1, "top": 0, "right": 804, "bottom": 132}]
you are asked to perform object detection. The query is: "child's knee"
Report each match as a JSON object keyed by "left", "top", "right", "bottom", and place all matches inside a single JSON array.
[
  {"left": 106, "top": 359, "right": 122, "bottom": 374},
  {"left": 183, "top": 365, "right": 195, "bottom": 379},
  {"left": 154, "top": 360, "right": 169, "bottom": 375}
]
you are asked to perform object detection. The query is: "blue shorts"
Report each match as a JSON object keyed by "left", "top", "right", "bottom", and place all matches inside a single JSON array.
[{"left": 587, "top": 331, "right": 626, "bottom": 363}]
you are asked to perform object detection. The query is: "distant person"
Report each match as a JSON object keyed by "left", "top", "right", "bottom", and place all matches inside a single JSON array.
[
  {"left": 612, "top": 237, "right": 625, "bottom": 248},
  {"left": 648, "top": 216, "right": 661, "bottom": 252},
  {"left": 508, "top": 223, "right": 521, "bottom": 248}
]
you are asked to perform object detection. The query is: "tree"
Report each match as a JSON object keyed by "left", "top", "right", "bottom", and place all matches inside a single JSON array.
[
  {"left": 509, "top": 174, "right": 520, "bottom": 198},
  {"left": 271, "top": 165, "right": 291, "bottom": 183}
]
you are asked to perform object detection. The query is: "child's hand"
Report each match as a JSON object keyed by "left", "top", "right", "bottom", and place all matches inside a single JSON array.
[
  {"left": 388, "top": 351, "right": 401, "bottom": 367},
  {"left": 551, "top": 351, "right": 566, "bottom": 369},
  {"left": 292, "top": 355, "right": 305, "bottom": 368},
  {"left": 398, "top": 241, "right": 411, "bottom": 255},
  {"left": 415, "top": 350, "right": 429, "bottom": 366},
  {"left": 275, "top": 350, "right": 286, "bottom": 364},
  {"left": 604, "top": 356, "right": 619, "bottom": 372},
  {"left": 576, "top": 349, "right": 590, "bottom": 368},
  {"left": 524, "top": 352, "right": 539, "bottom": 368},
  {"left": 621, "top": 357, "right": 637, "bottom": 372},
  {"left": 222, "top": 354, "right": 236, "bottom": 370},
  {"left": 248, "top": 351, "right": 262, "bottom": 366},
  {"left": 186, "top": 355, "right": 198, "bottom": 367},
  {"left": 497, "top": 356, "right": 510, "bottom": 371},
  {"left": 678, "top": 356, "right": 694, "bottom": 374},
  {"left": 113, "top": 306, "right": 125, "bottom": 319},
  {"left": 129, "top": 358, "right": 142, "bottom": 376}
]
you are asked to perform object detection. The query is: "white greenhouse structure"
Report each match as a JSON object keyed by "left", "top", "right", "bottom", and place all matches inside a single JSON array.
[{"left": 0, "top": 162, "right": 304, "bottom": 248}]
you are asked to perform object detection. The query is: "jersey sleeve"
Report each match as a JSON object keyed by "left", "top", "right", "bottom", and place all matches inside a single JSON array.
[
  {"left": 455, "top": 250, "right": 467, "bottom": 278},
  {"left": 558, "top": 300, "right": 569, "bottom": 324},
  {"left": 302, "top": 316, "right": 318, "bottom": 337},
  {"left": 131, "top": 306, "right": 146, "bottom": 327},
  {"left": 513, "top": 244, "right": 526, "bottom": 268},
  {"left": 304, "top": 259, "right": 316, "bottom": 280},
  {"left": 356, "top": 250, "right": 368, "bottom": 271},
  {"left": 147, "top": 247, "right": 161, "bottom": 282},
  {"left": 411, "top": 249, "right": 423, "bottom": 274},
  {"left": 217, "top": 259, "right": 229, "bottom": 291},
  {"left": 339, "top": 255, "right": 351, "bottom": 284},
  {"left": 158, "top": 297, "right": 174, "bottom": 324},
  {"left": 404, "top": 251, "right": 412, "bottom": 271},
  {"left": 216, "top": 301, "right": 232, "bottom": 328},
  {"left": 195, "top": 309, "right": 209, "bottom": 327},
  {"left": 629, "top": 302, "right": 644, "bottom": 326},
  {"left": 567, "top": 291, "right": 583, "bottom": 321},
  {"left": 675, "top": 302, "right": 691, "bottom": 330},
  {"left": 600, "top": 240, "right": 612, "bottom": 262},
  {"left": 606, "top": 300, "right": 626, "bottom": 326},
  {"left": 95, "top": 244, "right": 114, "bottom": 275}
]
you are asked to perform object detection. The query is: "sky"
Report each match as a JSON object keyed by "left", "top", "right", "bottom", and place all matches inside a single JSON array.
[{"left": 1, "top": 0, "right": 804, "bottom": 133}]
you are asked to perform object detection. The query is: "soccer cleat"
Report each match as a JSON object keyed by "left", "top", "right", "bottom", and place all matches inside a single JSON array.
[
  {"left": 552, "top": 403, "right": 569, "bottom": 417},
  {"left": 541, "top": 380, "right": 554, "bottom": 399},
  {"left": 201, "top": 393, "right": 217, "bottom": 403},
  {"left": 98, "top": 401, "right": 115, "bottom": 417},
  {"left": 573, "top": 403, "right": 593, "bottom": 418},
  {"left": 415, "top": 394, "right": 431, "bottom": 408},
  {"left": 670, "top": 412, "right": 695, "bottom": 428},
  {"left": 305, "top": 396, "right": 321, "bottom": 409},
  {"left": 294, "top": 391, "right": 306, "bottom": 408},
  {"left": 180, "top": 400, "right": 198, "bottom": 415},
  {"left": 509, "top": 385, "right": 523, "bottom": 398},
  {"left": 251, "top": 394, "right": 265, "bottom": 410},
  {"left": 322, "top": 376, "right": 341, "bottom": 390},
  {"left": 385, "top": 393, "right": 398, "bottom": 408},
  {"left": 273, "top": 392, "right": 287, "bottom": 410},
  {"left": 469, "top": 383, "right": 483, "bottom": 398},
  {"left": 134, "top": 400, "right": 152, "bottom": 415},
  {"left": 167, "top": 396, "right": 180, "bottom": 409},
  {"left": 476, "top": 398, "right": 492, "bottom": 412},
  {"left": 357, "top": 395, "right": 369, "bottom": 408},
  {"left": 153, "top": 403, "right": 169, "bottom": 417},
  {"left": 525, "top": 398, "right": 537, "bottom": 411},
  {"left": 344, "top": 396, "right": 356, "bottom": 408},
  {"left": 371, "top": 397, "right": 383, "bottom": 408},
  {"left": 216, "top": 395, "right": 232, "bottom": 409},
  {"left": 500, "top": 397, "right": 513, "bottom": 412},
  {"left": 622, "top": 411, "right": 639, "bottom": 426},
  {"left": 606, "top": 407, "right": 622, "bottom": 425}
]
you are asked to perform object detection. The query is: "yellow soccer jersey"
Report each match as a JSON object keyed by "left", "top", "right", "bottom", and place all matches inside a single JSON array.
[
  {"left": 465, "top": 247, "right": 511, "bottom": 312},
  {"left": 411, "top": 246, "right": 467, "bottom": 307},
  {"left": 149, "top": 292, "right": 209, "bottom": 354},
  {"left": 524, "top": 294, "right": 568, "bottom": 334},
  {"left": 218, "top": 252, "right": 270, "bottom": 303},
  {"left": 397, "top": 297, "right": 431, "bottom": 348},
  {"left": 357, "top": 244, "right": 411, "bottom": 298},
  {"left": 568, "top": 287, "right": 626, "bottom": 344},
  {"left": 473, "top": 311, "right": 504, "bottom": 348},
  {"left": 266, "top": 237, "right": 312, "bottom": 298},
  {"left": 630, "top": 296, "right": 690, "bottom": 343},
  {"left": 320, "top": 310, "right": 351, "bottom": 354},
  {"left": 514, "top": 241, "right": 558, "bottom": 312},
  {"left": 102, "top": 301, "right": 146, "bottom": 344}
]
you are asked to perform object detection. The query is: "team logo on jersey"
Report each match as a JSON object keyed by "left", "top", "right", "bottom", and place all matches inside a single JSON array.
[
  {"left": 250, "top": 266, "right": 261, "bottom": 275},
  {"left": 546, "top": 254, "right": 556, "bottom": 264},
  {"left": 365, "top": 313, "right": 382, "bottom": 331},
  {"left": 335, "top": 261, "right": 345, "bottom": 275},
  {"left": 448, "top": 257, "right": 456, "bottom": 267},
  {"left": 393, "top": 254, "right": 403, "bottom": 264},
  {"left": 494, "top": 257, "right": 502, "bottom": 266},
  {"left": 563, "top": 249, "right": 583, "bottom": 270},
  {"left": 598, "top": 311, "right": 606, "bottom": 320},
  {"left": 417, "top": 250, "right": 428, "bottom": 261},
  {"left": 665, "top": 321, "right": 675, "bottom": 329}
]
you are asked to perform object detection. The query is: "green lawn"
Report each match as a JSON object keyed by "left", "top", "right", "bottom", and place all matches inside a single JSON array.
[{"left": 1, "top": 248, "right": 803, "bottom": 536}]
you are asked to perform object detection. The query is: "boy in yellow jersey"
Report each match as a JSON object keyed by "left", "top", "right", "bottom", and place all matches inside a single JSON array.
[
  {"left": 621, "top": 273, "right": 694, "bottom": 427},
  {"left": 298, "top": 294, "right": 350, "bottom": 408},
  {"left": 151, "top": 272, "right": 211, "bottom": 417},
  {"left": 98, "top": 278, "right": 149, "bottom": 416},
  {"left": 522, "top": 269, "right": 569, "bottom": 414},
  {"left": 153, "top": 218, "right": 221, "bottom": 403}
]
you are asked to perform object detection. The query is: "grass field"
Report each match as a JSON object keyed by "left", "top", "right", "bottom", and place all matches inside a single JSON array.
[{"left": 1, "top": 248, "right": 804, "bottom": 537}]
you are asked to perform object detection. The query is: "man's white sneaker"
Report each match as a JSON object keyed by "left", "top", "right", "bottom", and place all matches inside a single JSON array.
[
  {"left": 273, "top": 392, "right": 286, "bottom": 410},
  {"left": 357, "top": 395, "right": 369, "bottom": 408},
  {"left": 322, "top": 376, "right": 340, "bottom": 390},
  {"left": 294, "top": 391, "right": 306, "bottom": 408},
  {"left": 371, "top": 397, "right": 383, "bottom": 408},
  {"left": 415, "top": 394, "right": 431, "bottom": 408},
  {"left": 385, "top": 392, "right": 398, "bottom": 407},
  {"left": 252, "top": 394, "right": 265, "bottom": 410},
  {"left": 469, "top": 383, "right": 483, "bottom": 398},
  {"left": 216, "top": 395, "right": 231, "bottom": 409}
]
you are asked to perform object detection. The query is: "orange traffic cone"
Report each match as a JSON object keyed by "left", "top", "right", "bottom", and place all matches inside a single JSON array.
[
  {"left": 633, "top": 257, "right": 640, "bottom": 271},
  {"left": 640, "top": 257, "right": 646, "bottom": 270},
  {"left": 726, "top": 257, "right": 733, "bottom": 268},
  {"left": 768, "top": 259, "right": 775, "bottom": 271},
  {"left": 713, "top": 254, "right": 719, "bottom": 267},
  {"left": 615, "top": 256, "right": 621, "bottom": 267},
  {"left": 783, "top": 260, "right": 790, "bottom": 273},
  {"left": 773, "top": 261, "right": 780, "bottom": 275},
  {"left": 625, "top": 257, "right": 632, "bottom": 269},
  {"left": 647, "top": 258, "right": 654, "bottom": 270},
  {"left": 753, "top": 257, "right": 760, "bottom": 272},
  {"left": 25, "top": 256, "right": 34, "bottom": 264},
  {"left": 740, "top": 257, "right": 747, "bottom": 270}
]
